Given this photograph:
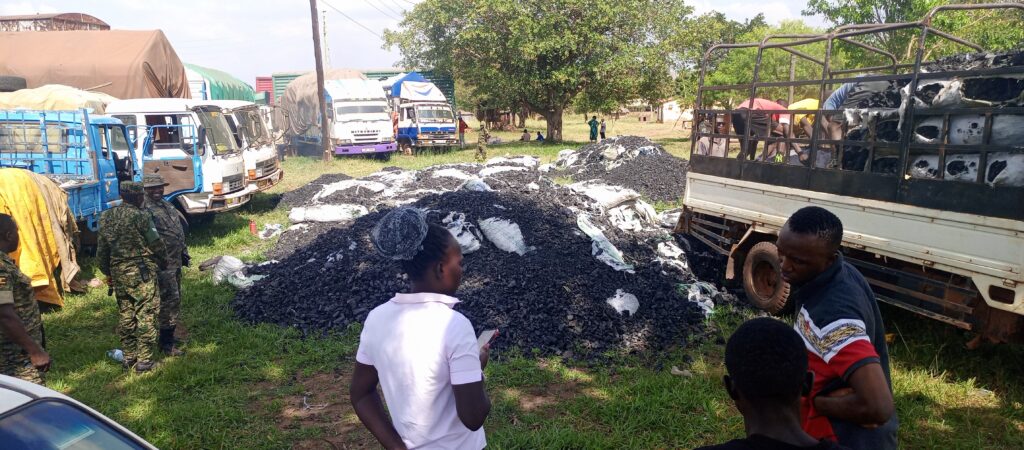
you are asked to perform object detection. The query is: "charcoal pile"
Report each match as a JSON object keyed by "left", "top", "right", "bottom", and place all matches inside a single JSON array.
[
  {"left": 236, "top": 156, "right": 726, "bottom": 357},
  {"left": 279, "top": 173, "right": 352, "bottom": 207},
  {"left": 547, "top": 136, "right": 688, "bottom": 202}
]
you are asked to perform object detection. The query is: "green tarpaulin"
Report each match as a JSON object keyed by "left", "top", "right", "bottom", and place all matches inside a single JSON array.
[{"left": 185, "top": 63, "right": 257, "bottom": 102}]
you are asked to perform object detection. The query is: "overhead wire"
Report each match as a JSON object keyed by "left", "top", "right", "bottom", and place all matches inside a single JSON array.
[
  {"left": 362, "top": 0, "right": 402, "bottom": 21},
  {"left": 321, "top": 0, "right": 384, "bottom": 40}
]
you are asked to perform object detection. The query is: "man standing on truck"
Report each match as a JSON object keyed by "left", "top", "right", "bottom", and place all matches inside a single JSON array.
[
  {"left": 143, "top": 175, "right": 187, "bottom": 357},
  {"left": 0, "top": 214, "right": 50, "bottom": 384},
  {"left": 775, "top": 206, "right": 897, "bottom": 450},
  {"left": 98, "top": 181, "right": 166, "bottom": 373},
  {"left": 731, "top": 98, "right": 790, "bottom": 161}
]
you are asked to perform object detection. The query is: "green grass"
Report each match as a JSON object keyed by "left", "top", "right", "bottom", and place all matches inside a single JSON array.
[{"left": 41, "top": 118, "right": 1024, "bottom": 449}]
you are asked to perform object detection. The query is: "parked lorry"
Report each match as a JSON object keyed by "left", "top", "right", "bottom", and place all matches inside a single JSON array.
[
  {"left": 185, "top": 63, "right": 258, "bottom": 102},
  {"left": 0, "top": 109, "right": 143, "bottom": 230},
  {"left": 389, "top": 72, "right": 458, "bottom": 152},
  {"left": 679, "top": 3, "right": 1024, "bottom": 346},
  {"left": 106, "top": 99, "right": 253, "bottom": 216},
  {"left": 207, "top": 100, "right": 283, "bottom": 192},
  {"left": 276, "top": 70, "right": 396, "bottom": 158}
]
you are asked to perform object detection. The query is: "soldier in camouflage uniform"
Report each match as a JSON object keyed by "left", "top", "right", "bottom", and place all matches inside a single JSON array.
[
  {"left": 143, "top": 174, "right": 188, "bottom": 356},
  {"left": 97, "top": 181, "right": 166, "bottom": 373},
  {"left": 0, "top": 214, "right": 50, "bottom": 384},
  {"left": 475, "top": 123, "right": 489, "bottom": 162}
]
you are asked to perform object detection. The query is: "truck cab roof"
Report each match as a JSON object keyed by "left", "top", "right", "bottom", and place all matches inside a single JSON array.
[{"left": 105, "top": 98, "right": 226, "bottom": 114}]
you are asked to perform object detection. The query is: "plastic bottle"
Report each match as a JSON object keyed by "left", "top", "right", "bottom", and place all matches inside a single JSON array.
[{"left": 107, "top": 349, "right": 124, "bottom": 362}]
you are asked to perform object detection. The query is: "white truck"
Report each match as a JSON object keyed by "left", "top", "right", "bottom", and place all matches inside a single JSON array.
[
  {"left": 681, "top": 4, "right": 1024, "bottom": 347},
  {"left": 206, "top": 100, "right": 284, "bottom": 192},
  {"left": 391, "top": 78, "right": 459, "bottom": 152},
  {"left": 106, "top": 99, "right": 254, "bottom": 216}
]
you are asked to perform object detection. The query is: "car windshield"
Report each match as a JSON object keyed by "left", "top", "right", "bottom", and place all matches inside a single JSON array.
[
  {"left": 196, "top": 111, "right": 239, "bottom": 155},
  {"left": 0, "top": 399, "right": 148, "bottom": 449},
  {"left": 416, "top": 107, "right": 454, "bottom": 120}
]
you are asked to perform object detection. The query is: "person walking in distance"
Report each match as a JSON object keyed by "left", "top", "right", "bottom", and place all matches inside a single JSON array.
[
  {"left": 776, "top": 206, "right": 898, "bottom": 449},
  {"left": 599, "top": 118, "right": 607, "bottom": 140},
  {"left": 0, "top": 214, "right": 50, "bottom": 384},
  {"left": 351, "top": 208, "right": 491, "bottom": 449},
  {"left": 588, "top": 116, "right": 599, "bottom": 142},
  {"left": 458, "top": 116, "right": 470, "bottom": 149},
  {"left": 143, "top": 174, "right": 188, "bottom": 356},
  {"left": 97, "top": 181, "right": 166, "bottom": 373},
  {"left": 475, "top": 123, "right": 489, "bottom": 162}
]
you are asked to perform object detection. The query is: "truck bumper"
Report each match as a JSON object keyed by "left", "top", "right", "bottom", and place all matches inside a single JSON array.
[
  {"left": 335, "top": 142, "right": 397, "bottom": 155},
  {"left": 253, "top": 168, "right": 284, "bottom": 192},
  {"left": 415, "top": 139, "right": 459, "bottom": 148},
  {"left": 177, "top": 186, "right": 254, "bottom": 215}
]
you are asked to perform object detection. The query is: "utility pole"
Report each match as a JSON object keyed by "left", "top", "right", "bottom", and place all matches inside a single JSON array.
[
  {"left": 309, "top": 0, "right": 330, "bottom": 162},
  {"left": 321, "top": 9, "right": 331, "bottom": 68}
]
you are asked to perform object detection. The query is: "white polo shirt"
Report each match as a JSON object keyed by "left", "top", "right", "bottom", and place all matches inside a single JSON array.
[{"left": 356, "top": 292, "right": 486, "bottom": 450}]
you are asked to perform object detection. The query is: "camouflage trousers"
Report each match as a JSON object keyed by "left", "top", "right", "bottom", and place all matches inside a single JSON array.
[
  {"left": 157, "top": 267, "right": 181, "bottom": 329},
  {"left": 475, "top": 144, "right": 487, "bottom": 162},
  {"left": 115, "top": 276, "right": 159, "bottom": 364},
  {"left": 0, "top": 346, "right": 43, "bottom": 384}
]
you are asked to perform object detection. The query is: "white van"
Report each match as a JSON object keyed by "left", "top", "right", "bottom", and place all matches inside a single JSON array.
[
  {"left": 205, "top": 100, "right": 283, "bottom": 192},
  {"left": 106, "top": 99, "right": 254, "bottom": 215}
]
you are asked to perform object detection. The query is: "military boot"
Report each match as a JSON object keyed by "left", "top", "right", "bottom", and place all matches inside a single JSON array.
[
  {"left": 134, "top": 361, "right": 156, "bottom": 373},
  {"left": 160, "top": 328, "right": 184, "bottom": 356}
]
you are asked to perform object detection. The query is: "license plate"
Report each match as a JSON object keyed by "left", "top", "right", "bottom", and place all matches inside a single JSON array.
[{"left": 361, "top": 147, "right": 376, "bottom": 153}]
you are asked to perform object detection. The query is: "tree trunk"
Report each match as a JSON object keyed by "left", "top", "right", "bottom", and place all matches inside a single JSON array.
[
  {"left": 516, "top": 104, "right": 528, "bottom": 128},
  {"left": 543, "top": 105, "right": 564, "bottom": 142}
]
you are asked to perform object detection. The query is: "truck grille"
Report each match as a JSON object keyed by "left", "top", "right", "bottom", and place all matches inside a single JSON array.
[
  {"left": 223, "top": 174, "right": 245, "bottom": 193},
  {"left": 258, "top": 158, "right": 278, "bottom": 173}
]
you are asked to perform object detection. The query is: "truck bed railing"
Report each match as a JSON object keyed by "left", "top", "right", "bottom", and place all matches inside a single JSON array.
[
  {"left": 0, "top": 110, "right": 96, "bottom": 182},
  {"left": 689, "top": 2, "right": 1024, "bottom": 221}
]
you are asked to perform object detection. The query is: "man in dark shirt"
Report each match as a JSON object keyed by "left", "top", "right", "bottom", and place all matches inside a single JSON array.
[
  {"left": 696, "top": 317, "right": 849, "bottom": 450},
  {"left": 776, "top": 206, "right": 898, "bottom": 450}
]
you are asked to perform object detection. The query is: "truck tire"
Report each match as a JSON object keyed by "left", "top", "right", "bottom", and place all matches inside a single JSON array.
[
  {"left": 0, "top": 75, "right": 27, "bottom": 92},
  {"left": 742, "top": 241, "right": 791, "bottom": 314}
]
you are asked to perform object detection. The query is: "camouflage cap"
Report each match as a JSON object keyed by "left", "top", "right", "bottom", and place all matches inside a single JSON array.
[
  {"left": 143, "top": 174, "right": 168, "bottom": 188},
  {"left": 120, "top": 181, "right": 144, "bottom": 195}
]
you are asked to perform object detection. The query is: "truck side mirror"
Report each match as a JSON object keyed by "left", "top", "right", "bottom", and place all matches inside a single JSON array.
[{"left": 197, "top": 126, "right": 207, "bottom": 155}]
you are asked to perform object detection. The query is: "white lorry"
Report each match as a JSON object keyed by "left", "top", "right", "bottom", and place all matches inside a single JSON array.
[
  {"left": 680, "top": 4, "right": 1024, "bottom": 347},
  {"left": 391, "top": 77, "right": 459, "bottom": 152},
  {"left": 206, "top": 100, "right": 283, "bottom": 192},
  {"left": 106, "top": 99, "right": 254, "bottom": 216}
]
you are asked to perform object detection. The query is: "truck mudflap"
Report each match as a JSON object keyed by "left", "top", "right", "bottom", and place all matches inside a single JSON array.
[
  {"left": 254, "top": 168, "right": 284, "bottom": 192},
  {"left": 177, "top": 185, "right": 254, "bottom": 214},
  {"left": 334, "top": 142, "right": 397, "bottom": 155}
]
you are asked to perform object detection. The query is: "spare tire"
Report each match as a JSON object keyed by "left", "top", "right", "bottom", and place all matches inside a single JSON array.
[
  {"left": 742, "top": 241, "right": 791, "bottom": 314},
  {"left": 0, "top": 76, "right": 27, "bottom": 93}
]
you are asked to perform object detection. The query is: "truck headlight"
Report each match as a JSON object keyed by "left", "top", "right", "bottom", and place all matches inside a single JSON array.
[{"left": 337, "top": 139, "right": 353, "bottom": 145}]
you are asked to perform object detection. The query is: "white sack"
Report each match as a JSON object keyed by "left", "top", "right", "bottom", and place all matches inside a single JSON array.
[
  {"left": 443, "top": 212, "right": 482, "bottom": 254},
  {"left": 606, "top": 289, "right": 639, "bottom": 316},
  {"left": 479, "top": 218, "right": 533, "bottom": 255},
  {"left": 289, "top": 204, "right": 368, "bottom": 223},
  {"left": 576, "top": 214, "right": 634, "bottom": 273}
]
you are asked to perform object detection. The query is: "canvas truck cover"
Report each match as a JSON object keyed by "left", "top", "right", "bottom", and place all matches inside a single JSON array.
[
  {"left": 276, "top": 69, "right": 364, "bottom": 137},
  {"left": 397, "top": 81, "right": 447, "bottom": 103},
  {"left": 185, "top": 63, "right": 257, "bottom": 101},
  {"left": 0, "top": 30, "right": 190, "bottom": 99},
  {"left": 325, "top": 79, "right": 386, "bottom": 102},
  {"left": 0, "top": 84, "right": 118, "bottom": 113}
]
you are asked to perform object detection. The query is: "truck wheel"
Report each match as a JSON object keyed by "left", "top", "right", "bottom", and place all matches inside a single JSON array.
[
  {"left": 0, "top": 75, "right": 27, "bottom": 92},
  {"left": 742, "top": 241, "right": 791, "bottom": 314}
]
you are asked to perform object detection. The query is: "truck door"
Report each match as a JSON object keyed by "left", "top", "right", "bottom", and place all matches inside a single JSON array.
[{"left": 141, "top": 123, "right": 202, "bottom": 197}]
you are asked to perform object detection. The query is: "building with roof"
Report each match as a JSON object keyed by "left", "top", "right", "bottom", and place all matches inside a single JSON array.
[{"left": 0, "top": 13, "right": 109, "bottom": 32}]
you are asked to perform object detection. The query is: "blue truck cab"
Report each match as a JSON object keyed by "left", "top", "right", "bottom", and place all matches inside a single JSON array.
[{"left": 0, "top": 109, "right": 145, "bottom": 231}]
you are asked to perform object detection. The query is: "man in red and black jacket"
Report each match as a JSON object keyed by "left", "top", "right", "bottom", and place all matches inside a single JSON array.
[{"left": 776, "top": 206, "right": 898, "bottom": 450}]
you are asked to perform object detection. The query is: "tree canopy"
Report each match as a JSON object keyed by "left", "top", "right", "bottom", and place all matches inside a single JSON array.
[{"left": 384, "top": 0, "right": 693, "bottom": 141}]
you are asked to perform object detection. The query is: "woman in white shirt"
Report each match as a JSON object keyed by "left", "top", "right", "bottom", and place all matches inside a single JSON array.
[{"left": 350, "top": 208, "right": 491, "bottom": 450}]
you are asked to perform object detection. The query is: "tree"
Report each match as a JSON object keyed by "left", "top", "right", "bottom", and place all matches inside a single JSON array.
[
  {"left": 384, "top": 0, "right": 693, "bottom": 142},
  {"left": 803, "top": 0, "right": 935, "bottom": 58},
  {"left": 673, "top": 12, "right": 767, "bottom": 108}
]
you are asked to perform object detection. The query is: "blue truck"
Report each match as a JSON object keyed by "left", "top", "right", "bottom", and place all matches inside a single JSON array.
[{"left": 0, "top": 109, "right": 198, "bottom": 230}]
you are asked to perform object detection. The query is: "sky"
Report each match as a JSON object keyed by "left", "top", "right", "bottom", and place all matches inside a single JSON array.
[{"left": 1, "top": 0, "right": 825, "bottom": 86}]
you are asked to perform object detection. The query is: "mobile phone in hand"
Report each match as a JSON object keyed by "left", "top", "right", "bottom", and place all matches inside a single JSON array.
[{"left": 477, "top": 329, "right": 498, "bottom": 349}]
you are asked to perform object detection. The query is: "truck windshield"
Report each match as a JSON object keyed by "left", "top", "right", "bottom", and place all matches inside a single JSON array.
[
  {"left": 416, "top": 107, "right": 454, "bottom": 121},
  {"left": 109, "top": 126, "right": 131, "bottom": 152},
  {"left": 196, "top": 111, "right": 239, "bottom": 155},
  {"left": 335, "top": 105, "right": 388, "bottom": 116}
]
